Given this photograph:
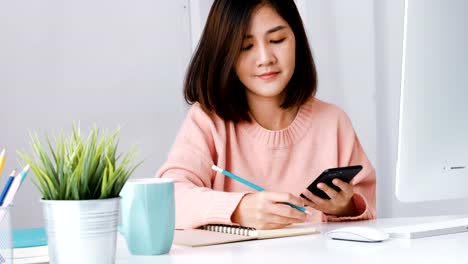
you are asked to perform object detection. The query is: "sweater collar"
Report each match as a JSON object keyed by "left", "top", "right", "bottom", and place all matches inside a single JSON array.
[{"left": 239, "top": 97, "right": 317, "bottom": 149}]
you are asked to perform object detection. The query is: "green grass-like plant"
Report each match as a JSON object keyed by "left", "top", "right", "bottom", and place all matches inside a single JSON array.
[{"left": 18, "top": 124, "right": 141, "bottom": 200}]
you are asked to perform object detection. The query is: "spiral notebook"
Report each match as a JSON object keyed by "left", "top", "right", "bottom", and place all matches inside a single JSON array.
[{"left": 173, "top": 223, "right": 319, "bottom": 247}]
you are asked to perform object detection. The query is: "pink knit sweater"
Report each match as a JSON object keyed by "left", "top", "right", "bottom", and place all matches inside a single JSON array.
[{"left": 157, "top": 97, "right": 376, "bottom": 229}]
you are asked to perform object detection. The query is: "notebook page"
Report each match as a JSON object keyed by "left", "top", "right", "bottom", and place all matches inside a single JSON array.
[
  {"left": 173, "top": 229, "right": 252, "bottom": 247},
  {"left": 252, "top": 224, "right": 319, "bottom": 239}
]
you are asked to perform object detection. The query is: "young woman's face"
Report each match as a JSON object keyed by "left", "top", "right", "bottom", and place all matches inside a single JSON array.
[{"left": 235, "top": 5, "right": 296, "bottom": 104}]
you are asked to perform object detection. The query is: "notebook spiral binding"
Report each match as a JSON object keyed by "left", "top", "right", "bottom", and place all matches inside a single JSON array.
[{"left": 203, "top": 224, "right": 255, "bottom": 236}]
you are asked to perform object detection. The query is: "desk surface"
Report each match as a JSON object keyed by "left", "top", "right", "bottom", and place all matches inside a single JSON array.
[{"left": 115, "top": 215, "right": 468, "bottom": 264}]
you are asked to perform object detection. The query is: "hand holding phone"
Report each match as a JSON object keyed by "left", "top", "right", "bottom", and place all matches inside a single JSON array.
[{"left": 300, "top": 165, "right": 363, "bottom": 200}]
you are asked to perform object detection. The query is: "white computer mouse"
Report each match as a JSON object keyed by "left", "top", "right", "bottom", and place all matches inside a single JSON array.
[{"left": 326, "top": 226, "right": 389, "bottom": 242}]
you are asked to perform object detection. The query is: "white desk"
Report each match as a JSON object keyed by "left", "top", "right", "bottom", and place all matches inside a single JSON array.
[{"left": 115, "top": 215, "right": 468, "bottom": 264}]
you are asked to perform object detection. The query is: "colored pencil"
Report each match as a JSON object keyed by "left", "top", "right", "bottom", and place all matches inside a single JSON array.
[
  {"left": 0, "top": 169, "right": 17, "bottom": 206},
  {"left": 0, "top": 149, "right": 5, "bottom": 178},
  {"left": 19, "top": 164, "right": 30, "bottom": 185},
  {"left": 2, "top": 165, "right": 29, "bottom": 208},
  {"left": 211, "top": 165, "right": 311, "bottom": 215}
]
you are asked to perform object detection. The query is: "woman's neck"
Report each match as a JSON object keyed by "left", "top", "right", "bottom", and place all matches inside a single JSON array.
[{"left": 248, "top": 98, "right": 298, "bottom": 131}]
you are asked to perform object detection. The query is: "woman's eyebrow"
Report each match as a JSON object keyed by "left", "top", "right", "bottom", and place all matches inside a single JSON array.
[{"left": 244, "top": 25, "right": 287, "bottom": 39}]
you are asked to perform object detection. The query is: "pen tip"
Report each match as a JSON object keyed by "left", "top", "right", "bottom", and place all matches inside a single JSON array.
[
  {"left": 0, "top": 149, "right": 5, "bottom": 156},
  {"left": 23, "top": 164, "right": 30, "bottom": 172}
]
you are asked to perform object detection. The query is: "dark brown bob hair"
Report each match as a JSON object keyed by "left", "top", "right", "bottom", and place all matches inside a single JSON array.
[{"left": 184, "top": 0, "right": 317, "bottom": 122}]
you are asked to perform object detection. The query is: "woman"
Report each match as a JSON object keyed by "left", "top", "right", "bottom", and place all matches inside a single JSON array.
[{"left": 157, "top": 0, "right": 376, "bottom": 230}]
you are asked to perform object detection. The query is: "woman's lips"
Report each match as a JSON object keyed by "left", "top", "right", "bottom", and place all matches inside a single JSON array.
[{"left": 257, "top": 71, "right": 279, "bottom": 80}]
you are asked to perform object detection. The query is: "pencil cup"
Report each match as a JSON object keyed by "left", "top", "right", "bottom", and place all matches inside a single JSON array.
[
  {"left": 0, "top": 206, "right": 12, "bottom": 264},
  {"left": 119, "top": 178, "right": 175, "bottom": 255}
]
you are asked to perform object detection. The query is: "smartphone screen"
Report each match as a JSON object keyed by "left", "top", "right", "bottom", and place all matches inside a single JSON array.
[{"left": 300, "top": 165, "right": 363, "bottom": 200}]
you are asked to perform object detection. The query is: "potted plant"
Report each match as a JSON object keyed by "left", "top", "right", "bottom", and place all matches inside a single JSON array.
[{"left": 18, "top": 124, "right": 141, "bottom": 264}]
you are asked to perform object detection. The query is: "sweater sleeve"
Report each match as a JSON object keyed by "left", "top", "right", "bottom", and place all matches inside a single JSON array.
[
  {"left": 156, "top": 105, "right": 247, "bottom": 229},
  {"left": 322, "top": 110, "right": 377, "bottom": 222}
]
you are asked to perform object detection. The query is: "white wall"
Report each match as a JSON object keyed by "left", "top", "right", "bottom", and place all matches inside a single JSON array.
[
  {"left": 0, "top": 0, "right": 191, "bottom": 228},
  {"left": 297, "top": 0, "right": 377, "bottom": 172}
]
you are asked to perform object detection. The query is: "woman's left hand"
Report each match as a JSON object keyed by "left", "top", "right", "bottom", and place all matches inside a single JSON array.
[{"left": 302, "top": 179, "right": 357, "bottom": 216}]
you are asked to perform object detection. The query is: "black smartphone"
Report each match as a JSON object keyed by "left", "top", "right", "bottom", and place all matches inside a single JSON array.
[{"left": 300, "top": 165, "right": 363, "bottom": 200}]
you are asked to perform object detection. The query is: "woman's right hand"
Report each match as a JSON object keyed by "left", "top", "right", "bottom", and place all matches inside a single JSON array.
[{"left": 231, "top": 192, "right": 308, "bottom": 230}]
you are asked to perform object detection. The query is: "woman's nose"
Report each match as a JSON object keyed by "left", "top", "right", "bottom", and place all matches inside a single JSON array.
[{"left": 256, "top": 44, "right": 276, "bottom": 67}]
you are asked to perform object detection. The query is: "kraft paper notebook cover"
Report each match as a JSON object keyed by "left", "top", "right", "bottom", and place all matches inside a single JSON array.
[{"left": 173, "top": 223, "right": 319, "bottom": 247}]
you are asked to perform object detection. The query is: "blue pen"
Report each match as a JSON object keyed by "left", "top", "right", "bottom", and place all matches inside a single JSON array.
[
  {"left": 211, "top": 165, "right": 311, "bottom": 215},
  {"left": 0, "top": 169, "right": 17, "bottom": 206}
]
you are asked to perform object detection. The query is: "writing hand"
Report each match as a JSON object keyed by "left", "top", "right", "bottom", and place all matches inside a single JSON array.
[{"left": 231, "top": 192, "right": 307, "bottom": 230}]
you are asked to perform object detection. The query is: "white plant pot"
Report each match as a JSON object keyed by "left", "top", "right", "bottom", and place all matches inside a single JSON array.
[{"left": 41, "top": 198, "right": 120, "bottom": 264}]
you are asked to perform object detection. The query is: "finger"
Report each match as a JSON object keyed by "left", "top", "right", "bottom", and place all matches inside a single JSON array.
[
  {"left": 282, "top": 193, "right": 315, "bottom": 216},
  {"left": 266, "top": 212, "right": 304, "bottom": 226},
  {"left": 302, "top": 190, "right": 328, "bottom": 211},
  {"left": 300, "top": 189, "right": 314, "bottom": 202},
  {"left": 300, "top": 193, "right": 312, "bottom": 202},
  {"left": 332, "top": 179, "right": 354, "bottom": 195},
  {"left": 256, "top": 193, "right": 307, "bottom": 221},
  {"left": 302, "top": 198, "right": 320, "bottom": 211},
  {"left": 266, "top": 192, "right": 305, "bottom": 209},
  {"left": 267, "top": 203, "right": 307, "bottom": 223},
  {"left": 300, "top": 189, "right": 324, "bottom": 204},
  {"left": 317, "top": 183, "right": 340, "bottom": 200}
]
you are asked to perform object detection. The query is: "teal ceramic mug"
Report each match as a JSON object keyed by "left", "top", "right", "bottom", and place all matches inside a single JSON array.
[{"left": 119, "top": 178, "right": 175, "bottom": 255}]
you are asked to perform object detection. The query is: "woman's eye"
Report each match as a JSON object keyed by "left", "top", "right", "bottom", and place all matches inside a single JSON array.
[
  {"left": 271, "top": 38, "right": 286, "bottom": 44},
  {"left": 241, "top": 44, "right": 253, "bottom": 51}
]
